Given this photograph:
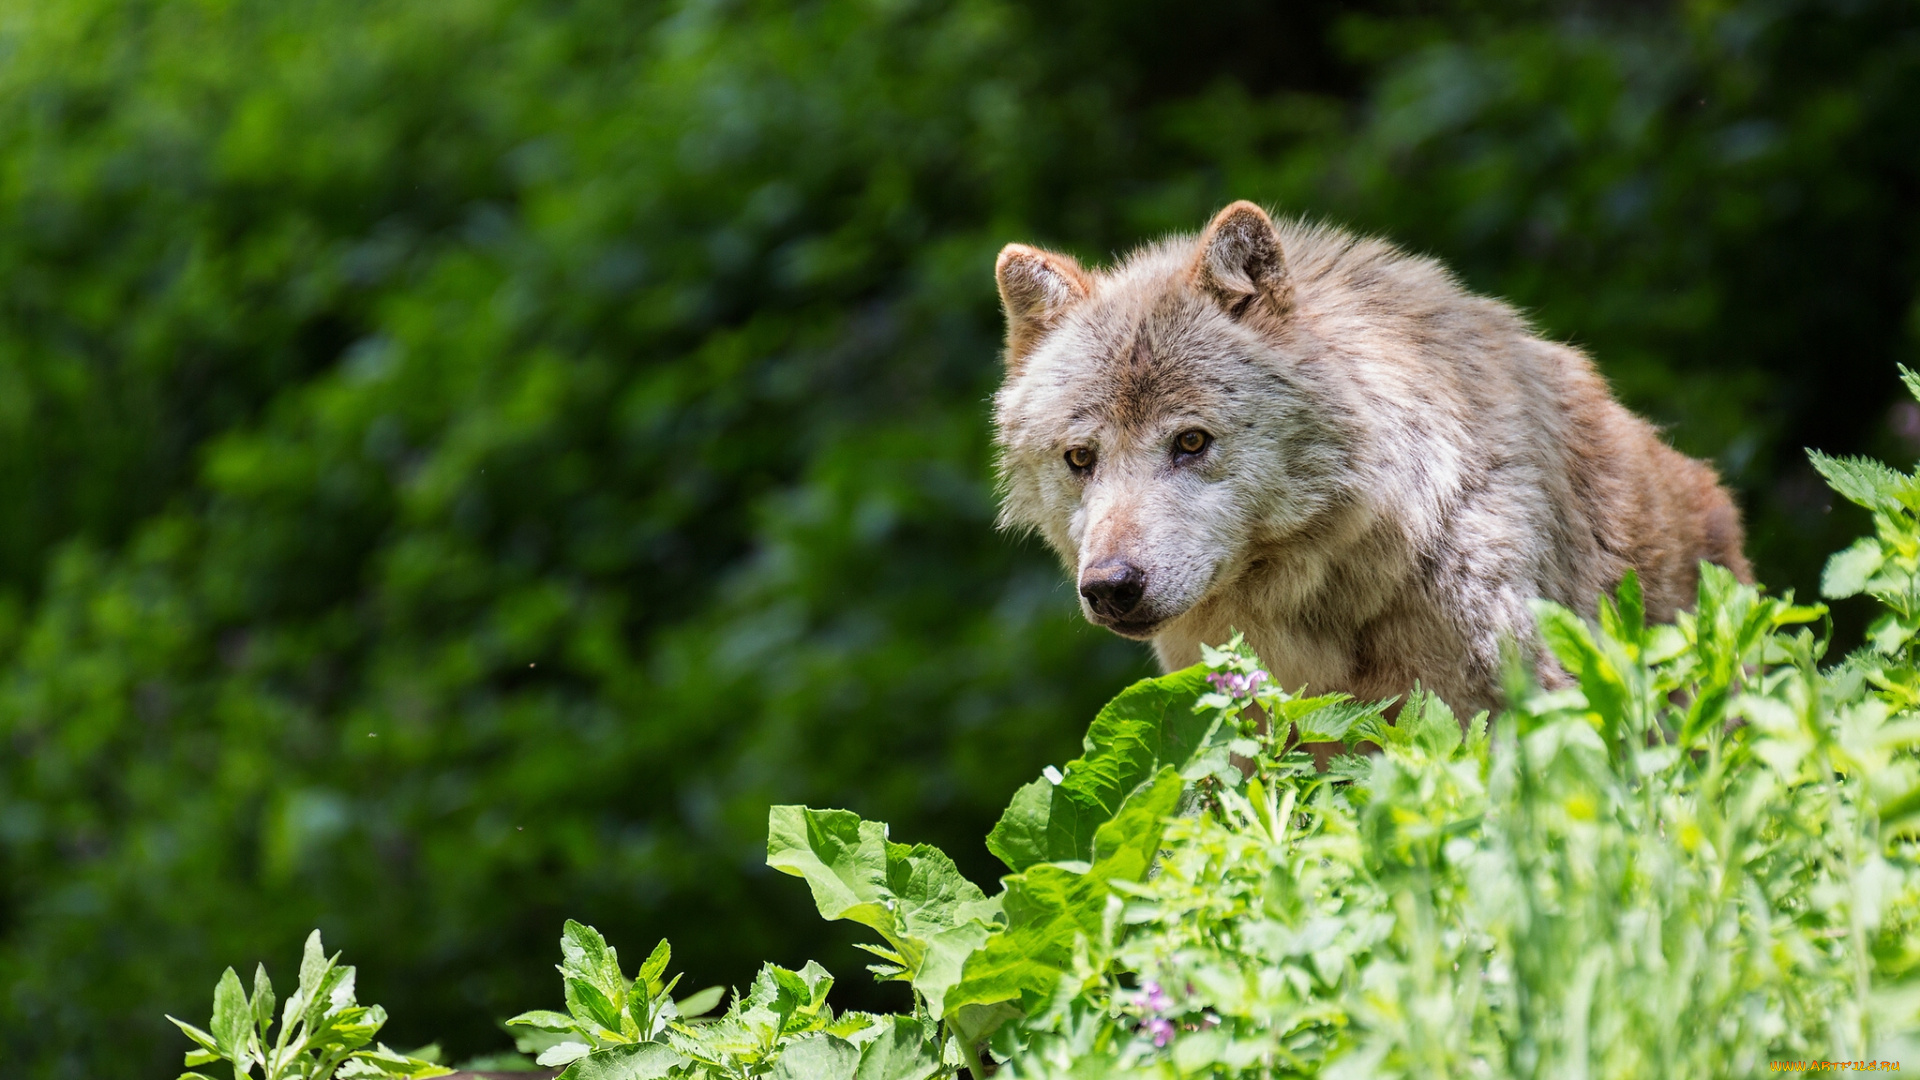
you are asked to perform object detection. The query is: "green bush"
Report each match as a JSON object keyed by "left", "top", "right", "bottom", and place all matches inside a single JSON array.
[
  {"left": 173, "top": 411, "right": 1920, "bottom": 1075},
  {"left": 4, "top": 0, "right": 1918, "bottom": 1074}
]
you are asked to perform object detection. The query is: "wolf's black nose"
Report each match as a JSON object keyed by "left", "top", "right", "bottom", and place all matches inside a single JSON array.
[{"left": 1080, "top": 561, "right": 1146, "bottom": 619}]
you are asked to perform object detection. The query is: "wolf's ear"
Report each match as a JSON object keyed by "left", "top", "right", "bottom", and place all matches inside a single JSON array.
[
  {"left": 1193, "top": 201, "right": 1293, "bottom": 322},
  {"left": 996, "top": 243, "right": 1091, "bottom": 369}
]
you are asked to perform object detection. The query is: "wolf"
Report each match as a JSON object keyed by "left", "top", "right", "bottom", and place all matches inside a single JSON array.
[{"left": 991, "top": 201, "right": 1751, "bottom": 714}]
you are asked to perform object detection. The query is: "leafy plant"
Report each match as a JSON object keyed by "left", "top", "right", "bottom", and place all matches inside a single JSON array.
[
  {"left": 167, "top": 931, "right": 449, "bottom": 1080},
  {"left": 506, "top": 920, "right": 947, "bottom": 1080},
  {"left": 502, "top": 921, "right": 714, "bottom": 1070},
  {"left": 178, "top": 387, "right": 1920, "bottom": 1075}
]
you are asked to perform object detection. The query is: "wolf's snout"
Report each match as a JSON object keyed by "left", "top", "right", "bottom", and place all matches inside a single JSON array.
[{"left": 1079, "top": 560, "right": 1146, "bottom": 620}]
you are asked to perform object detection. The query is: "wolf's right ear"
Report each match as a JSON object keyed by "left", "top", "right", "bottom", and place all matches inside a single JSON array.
[
  {"left": 996, "top": 244, "right": 1090, "bottom": 369},
  {"left": 1193, "top": 201, "right": 1293, "bottom": 322}
]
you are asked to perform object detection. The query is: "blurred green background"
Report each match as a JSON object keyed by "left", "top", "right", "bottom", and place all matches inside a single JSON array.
[{"left": 0, "top": 0, "right": 1915, "bottom": 1073}]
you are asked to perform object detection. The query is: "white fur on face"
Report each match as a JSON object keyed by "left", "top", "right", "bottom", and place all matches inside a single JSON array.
[{"left": 994, "top": 274, "right": 1348, "bottom": 640}]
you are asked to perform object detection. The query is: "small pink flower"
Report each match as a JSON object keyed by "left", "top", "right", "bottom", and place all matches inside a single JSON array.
[
  {"left": 1145, "top": 1017, "right": 1175, "bottom": 1047},
  {"left": 1207, "top": 670, "right": 1268, "bottom": 698}
]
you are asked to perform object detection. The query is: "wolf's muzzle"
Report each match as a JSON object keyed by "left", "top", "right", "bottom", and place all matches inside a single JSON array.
[{"left": 1079, "top": 559, "right": 1146, "bottom": 621}]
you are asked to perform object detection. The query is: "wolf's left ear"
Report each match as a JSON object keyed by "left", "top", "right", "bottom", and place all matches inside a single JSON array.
[
  {"left": 996, "top": 243, "right": 1091, "bottom": 370},
  {"left": 1194, "top": 201, "right": 1293, "bottom": 321}
]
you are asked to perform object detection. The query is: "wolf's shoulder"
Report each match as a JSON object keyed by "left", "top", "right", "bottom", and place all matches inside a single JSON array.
[{"left": 1275, "top": 219, "right": 1513, "bottom": 326}]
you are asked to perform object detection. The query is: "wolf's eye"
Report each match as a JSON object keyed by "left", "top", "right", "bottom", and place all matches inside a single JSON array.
[
  {"left": 1174, "top": 429, "right": 1212, "bottom": 457},
  {"left": 1065, "top": 446, "right": 1096, "bottom": 472}
]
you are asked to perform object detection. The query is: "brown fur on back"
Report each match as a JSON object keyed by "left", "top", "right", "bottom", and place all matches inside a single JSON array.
[{"left": 992, "top": 202, "right": 1750, "bottom": 713}]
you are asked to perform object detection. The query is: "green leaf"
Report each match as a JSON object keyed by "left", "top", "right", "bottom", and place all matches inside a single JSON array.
[
  {"left": 1283, "top": 695, "right": 1392, "bottom": 745},
  {"left": 766, "top": 1034, "right": 860, "bottom": 1080},
  {"left": 636, "top": 939, "right": 671, "bottom": 990},
  {"left": 1402, "top": 690, "right": 1463, "bottom": 758},
  {"left": 507, "top": 1009, "right": 582, "bottom": 1033},
  {"left": 335, "top": 1043, "right": 455, "bottom": 1077},
  {"left": 560, "top": 921, "right": 627, "bottom": 1006},
  {"left": 1613, "top": 569, "right": 1646, "bottom": 649},
  {"left": 1533, "top": 600, "right": 1630, "bottom": 737},
  {"left": 948, "top": 769, "right": 1183, "bottom": 1013},
  {"left": 736, "top": 961, "right": 837, "bottom": 1040},
  {"left": 1823, "top": 537, "right": 1885, "bottom": 598},
  {"left": 1810, "top": 450, "right": 1917, "bottom": 514},
  {"left": 905, "top": 918, "right": 998, "bottom": 1020},
  {"left": 673, "top": 985, "right": 726, "bottom": 1019},
  {"left": 1869, "top": 612, "right": 1917, "bottom": 655},
  {"left": 554, "top": 1042, "right": 689, "bottom": 1080},
  {"left": 297, "top": 928, "right": 329, "bottom": 1006},
  {"left": 986, "top": 664, "right": 1215, "bottom": 873},
  {"left": 851, "top": 1017, "right": 941, "bottom": 1080},
  {"left": 565, "top": 977, "right": 625, "bottom": 1035},
  {"left": 211, "top": 967, "right": 251, "bottom": 1061},
  {"left": 766, "top": 805, "right": 1000, "bottom": 1016},
  {"left": 167, "top": 1016, "right": 221, "bottom": 1056},
  {"left": 249, "top": 963, "right": 275, "bottom": 1041},
  {"left": 538, "top": 1041, "right": 595, "bottom": 1068}
]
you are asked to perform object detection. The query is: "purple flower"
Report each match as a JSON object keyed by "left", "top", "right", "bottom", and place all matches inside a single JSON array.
[
  {"left": 1134, "top": 981, "right": 1177, "bottom": 1047},
  {"left": 1207, "top": 669, "right": 1268, "bottom": 699}
]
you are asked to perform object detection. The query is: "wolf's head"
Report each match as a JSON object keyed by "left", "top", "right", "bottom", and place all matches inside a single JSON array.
[{"left": 991, "top": 202, "right": 1351, "bottom": 641}]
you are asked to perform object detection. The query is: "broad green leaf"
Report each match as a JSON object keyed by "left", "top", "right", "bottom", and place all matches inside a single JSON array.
[
  {"left": 766, "top": 805, "right": 1000, "bottom": 1015},
  {"left": 211, "top": 967, "right": 250, "bottom": 1061},
  {"left": 851, "top": 1016, "right": 942, "bottom": 1080},
  {"left": 949, "top": 769, "right": 1183, "bottom": 1013},
  {"left": 555, "top": 1042, "right": 689, "bottom": 1080},
  {"left": 766, "top": 1034, "right": 860, "bottom": 1080},
  {"left": 986, "top": 664, "right": 1215, "bottom": 873},
  {"left": 767, "top": 807, "right": 889, "bottom": 928},
  {"left": 908, "top": 918, "right": 998, "bottom": 1019}
]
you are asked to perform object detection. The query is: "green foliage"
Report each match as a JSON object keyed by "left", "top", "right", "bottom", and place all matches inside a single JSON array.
[
  {"left": 502, "top": 920, "right": 716, "bottom": 1067},
  {"left": 516, "top": 921, "right": 948, "bottom": 1080},
  {"left": 180, "top": 432, "right": 1920, "bottom": 1076},
  {"left": 167, "top": 931, "right": 449, "bottom": 1080},
  {"left": 8, "top": 0, "right": 1920, "bottom": 1074}
]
